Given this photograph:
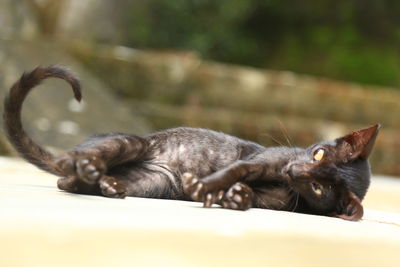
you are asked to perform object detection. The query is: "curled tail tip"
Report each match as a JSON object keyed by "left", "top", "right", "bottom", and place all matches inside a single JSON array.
[
  {"left": 75, "top": 93, "right": 82, "bottom": 102},
  {"left": 40, "top": 65, "right": 83, "bottom": 101},
  {"left": 58, "top": 66, "right": 83, "bottom": 102},
  {"left": 70, "top": 78, "right": 82, "bottom": 102}
]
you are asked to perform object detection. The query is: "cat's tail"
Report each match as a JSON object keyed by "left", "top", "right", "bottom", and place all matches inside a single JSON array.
[{"left": 3, "top": 66, "right": 82, "bottom": 176}]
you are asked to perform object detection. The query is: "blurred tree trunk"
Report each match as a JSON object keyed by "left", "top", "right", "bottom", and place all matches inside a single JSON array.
[{"left": 29, "top": 0, "right": 66, "bottom": 36}]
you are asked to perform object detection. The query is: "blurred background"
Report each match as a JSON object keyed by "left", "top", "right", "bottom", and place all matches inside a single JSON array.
[{"left": 0, "top": 0, "right": 399, "bottom": 176}]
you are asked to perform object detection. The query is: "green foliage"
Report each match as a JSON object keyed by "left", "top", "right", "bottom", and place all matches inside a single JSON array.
[{"left": 118, "top": 0, "right": 400, "bottom": 87}]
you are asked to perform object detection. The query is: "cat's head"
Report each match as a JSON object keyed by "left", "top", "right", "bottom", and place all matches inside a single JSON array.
[{"left": 285, "top": 124, "right": 380, "bottom": 221}]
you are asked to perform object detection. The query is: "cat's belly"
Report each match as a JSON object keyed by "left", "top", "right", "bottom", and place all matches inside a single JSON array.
[
  {"left": 146, "top": 146, "right": 241, "bottom": 179},
  {"left": 108, "top": 154, "right": 238, "bottom": 200},
  {"left": 144, "top": 127, "right": 257, "bottom": 177},
  {"left": 108, "top": 162, "right": 187, "bottom": 200}
]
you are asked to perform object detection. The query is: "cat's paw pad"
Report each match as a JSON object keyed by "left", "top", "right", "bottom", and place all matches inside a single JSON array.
[
  {"left": 99, "top": 176, "right": 128, "bottom": 199},
  {"left": 76, "top": 157, "right": 106, "bottom": 184},
  {"left": 182, "top": 172, "right": 224, "bottom": 208},
  {"left": 222, "top": 182, "right": 253, "bottom": 210}
]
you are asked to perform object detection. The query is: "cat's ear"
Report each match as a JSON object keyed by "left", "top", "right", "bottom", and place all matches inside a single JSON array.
[
  {"left": 335, "top": 124, "right": 381, "bottom": 161},
  {"left": 333, "top": 192, "right": 364, "bottom": 221}
]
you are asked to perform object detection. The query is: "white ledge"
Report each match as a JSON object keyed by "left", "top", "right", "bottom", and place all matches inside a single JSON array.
[{"left": 1, "top": 156, "right": 399, "bottom": 267}]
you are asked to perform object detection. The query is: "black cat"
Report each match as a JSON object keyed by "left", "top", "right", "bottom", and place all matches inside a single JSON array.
[{"left": 3, "top": 66, "right": 380, "bottom": 221}]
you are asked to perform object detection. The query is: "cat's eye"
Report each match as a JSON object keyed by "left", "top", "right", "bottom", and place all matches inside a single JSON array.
[
  {"left": 313, "top": 148, "right": 325, "bottom": 161},
  {"left": 311, "top": 182, "right": 323, "bottom": 195}
]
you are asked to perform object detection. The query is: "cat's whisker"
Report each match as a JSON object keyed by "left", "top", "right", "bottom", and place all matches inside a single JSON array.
[
  {"left": 275, "top": 119, "right": 299, "bottom": 159},
  {"left": 276, "top": 119, "right": 294, "bottom": 148},
  {"left": 290, "top": 191, "right": 300, "bottom": 212},
  {"left": 285, "top": 185, "right": 299, "bottom": 212},
  {"left": 260, "top": 132, "right": 286, "bottom": 147}
]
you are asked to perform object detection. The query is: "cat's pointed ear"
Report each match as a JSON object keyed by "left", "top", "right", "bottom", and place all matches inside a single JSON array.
[
  {"left": 333, "top": 192, "right": 364, "bottom": 221},
  {"left": 335, "top": 124, "right": 381, "bottom": 161}
]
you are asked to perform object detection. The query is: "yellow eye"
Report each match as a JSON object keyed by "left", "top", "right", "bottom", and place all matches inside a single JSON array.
[
  {"left": 313, "top": 148, "right": 325, "bottom": 161},
  {"left": 311, "top": 182, "right": 323, "bottom": 195}
]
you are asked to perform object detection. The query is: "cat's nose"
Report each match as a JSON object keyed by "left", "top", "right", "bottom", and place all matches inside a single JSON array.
[
  {"left": 285, "top": 163, "right": 303, "bottom": 179},
  {"left": 283, "top": 164, "right": 294, "bottom": 179}
]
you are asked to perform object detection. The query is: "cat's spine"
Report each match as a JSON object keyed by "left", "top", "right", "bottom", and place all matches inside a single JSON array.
[{"left": 3, "top": 66, "right": 82, "bottom": 176}]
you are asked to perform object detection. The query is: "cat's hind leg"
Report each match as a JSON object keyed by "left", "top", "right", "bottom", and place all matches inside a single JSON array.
[
  {"left": 55, "top": 154, "right": 106, "bottom": 185},
  {"left": 53, "top": 134, "right": 147, "bottom": 198},
  {"left": 55, "top": 155, "right": 104, "bottom": 195}
]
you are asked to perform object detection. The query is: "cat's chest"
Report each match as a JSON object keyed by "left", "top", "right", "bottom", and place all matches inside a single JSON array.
[{"left": 252, "top": 185, "right": 294, "bottom": 210}]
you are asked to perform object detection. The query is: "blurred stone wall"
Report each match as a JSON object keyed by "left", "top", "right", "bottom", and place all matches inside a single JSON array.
[
  {"left": 0, "top": 0, "right": 38, "bottom": 40},
  {"left": 0, "top": 40, "right": 151, "bottom": 156},
  {"left": 68, "top": 42, "right": 400, "bottom": 175},
  {"left": 0, "top": 1, "right": 151, "bottom": 156},
  {"left": 0, "top": 1, "right": 398, "bottom": 176}
]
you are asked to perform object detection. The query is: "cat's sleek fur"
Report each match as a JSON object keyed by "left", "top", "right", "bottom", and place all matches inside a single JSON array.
[{"left": 3, "top": 66, "right": 380, "bottom": 221}]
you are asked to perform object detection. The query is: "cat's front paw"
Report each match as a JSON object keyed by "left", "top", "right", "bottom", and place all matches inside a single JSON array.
[
  {"left": 221, "top": 182, "right": 253, "bottom": 210},
  {"left": 99, "top": 176, "right": 128, "bottom": 198},
  {"left": 182, "top": 173, "right": 224, "bottom": 208}
]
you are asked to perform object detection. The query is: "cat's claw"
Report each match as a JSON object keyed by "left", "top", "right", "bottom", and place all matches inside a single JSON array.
[
  {"left": 221, "top": 182, "right": 253, "bottom": 210},
  {"left": 99, "top": 176, "right": 128, "bottom": 198},
  {"left": 203, "top": 190, "right": 225, "bottom": 208},
  {"left": 182, "top": 173, "right": 205, "bottom": 200},
  {"left": 182, "top": 172, "right": 225, "bottom": 208}
]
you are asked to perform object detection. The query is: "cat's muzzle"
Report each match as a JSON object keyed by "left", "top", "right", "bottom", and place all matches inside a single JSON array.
[{"left": 284, "top": 163, "right": 310, "bottom": 181}]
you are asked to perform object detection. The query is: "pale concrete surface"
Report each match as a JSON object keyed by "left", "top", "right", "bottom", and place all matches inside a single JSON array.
[{"left": 1, "top": 156, "right": 400, "bottom": 267}]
